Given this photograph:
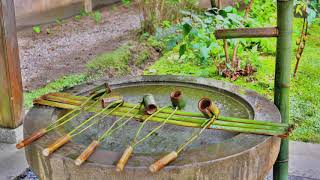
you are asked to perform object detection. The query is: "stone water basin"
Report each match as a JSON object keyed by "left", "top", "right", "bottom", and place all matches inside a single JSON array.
[{"left": 24, "top": 75, "right": 281, "bottom": 180}]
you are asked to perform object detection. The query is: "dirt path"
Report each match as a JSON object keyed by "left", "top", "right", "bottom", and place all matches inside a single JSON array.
[{"left": 18, "top": 4, "right": 141, "bottom": 91}]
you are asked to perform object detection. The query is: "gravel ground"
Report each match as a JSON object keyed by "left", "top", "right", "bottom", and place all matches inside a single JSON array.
[{"left": 18, "top": 4, "right": 141, "bottom": 91}]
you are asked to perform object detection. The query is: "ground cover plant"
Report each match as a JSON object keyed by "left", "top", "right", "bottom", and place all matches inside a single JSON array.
[{"left": 144, "top": 0, "right": 320, "bottom": 143}]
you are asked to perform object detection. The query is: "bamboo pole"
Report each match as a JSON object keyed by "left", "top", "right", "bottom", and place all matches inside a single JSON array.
[
  {"left": 273, "top": 1, "right": 293, "bottom": 179},
  {"left": 35, "top": 96, "right": 290, "bottom": 129},
  {"left": 39, "top": 93, "right": 290, "bottom": 128}
]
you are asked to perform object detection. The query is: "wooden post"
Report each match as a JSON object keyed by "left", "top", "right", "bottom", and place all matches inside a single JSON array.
[
  {"left": 84, "top": 0, "right": 92, "bottom": 13},
  {"left": 0, "top": 0, "right": 23, "bottom": 128}
]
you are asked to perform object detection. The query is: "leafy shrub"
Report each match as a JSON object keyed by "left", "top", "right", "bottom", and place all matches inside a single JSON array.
[
  {"left": 138, "top": 0, "right": 199, "bottom": 34},
  {"left": 33, "top": 26, "right": 41, "bottom": 34}
]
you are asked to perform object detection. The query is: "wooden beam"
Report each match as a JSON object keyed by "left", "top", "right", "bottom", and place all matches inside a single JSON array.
[
  {"left": 215, "top": 27, "right": 279, "bottom": 39},
  {"left": 0, "top": 0, "right": 23, "bottom": 128}
]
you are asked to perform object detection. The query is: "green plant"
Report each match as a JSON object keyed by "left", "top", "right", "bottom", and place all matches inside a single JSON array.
[
  {"left": 90, "top": 11, "right": 102, "bottom": 23},
  {"left": 46, "top": 28, "right": 52, "bottom": 34},
  {"left": 86, "top": 44, "right": 131, "bottom": 76},
  {"left": 171, "top": 7, "right": 246, "bottom": 65},
  {"left": 293, "top": 0, "right": 319, "bottom": 77},
  {"left": 135, "top": 49, "right": 150, "bottom": 66},
  {"left": 138, "top": 0, "right": 198, "bottom": 34},
  {"left": 75, "top": 15, "right": 82, "bottom": 21},
  {"left": 122, "top": 0, "right": 131, "bottom": 6},
  {"left": 24, "top": 74, "right": 87, "bottom": 108},
  {"left": 33, "top": 26, "right": 41, "bottom": 34},
  {"left": 80, "top": 9, "right": 88, "bottom": 17},
  {"left": 55, "top": 18, "right": 63, "bottom": 25}
]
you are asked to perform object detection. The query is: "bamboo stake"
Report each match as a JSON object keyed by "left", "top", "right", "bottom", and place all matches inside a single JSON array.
[{"left": 42, "top": 134, "right": 72, "bottom": 156}]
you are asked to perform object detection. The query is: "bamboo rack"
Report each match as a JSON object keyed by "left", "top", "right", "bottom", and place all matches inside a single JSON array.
[{"left": 33, "top": 93, "right": 292, "bottom": 137}]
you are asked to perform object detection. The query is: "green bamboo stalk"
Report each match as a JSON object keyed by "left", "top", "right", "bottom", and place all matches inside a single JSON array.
[
  {"left": 36, "top": 98, "right": 290, "bottom": 132},
  {"left": 107, "top": 110, "right": 288, "bottom": 136},
  {"left": 211, "top": 125, "right": 287, "bottom": 137},
  {"left": 113, "top": 107, "right": 287, "bottom": 131},
  {"left": 124, "top": 102, "right": 288, "bottom": 127},
  {"left": 34, "top": 97, "right": 289, "bottom": 136},
  {"left": 273, "top": 0, "right": 293, "bottom": 179},
  {"left": 33, "top": 99, "right": 78, "bottom": 110},
  {"left": 46, "top": 93, "right": 106, "bottom": 132},
  {"left": 42, "top": 93, "right": 289, "bottom": 128},
  {"left": 43, "top": 94, "right": 82, "bottom": 106}
]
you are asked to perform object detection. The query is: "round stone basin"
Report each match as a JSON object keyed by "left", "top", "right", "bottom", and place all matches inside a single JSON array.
[{"left": 24, "top": 75, "right": 281, "bottom": 180}]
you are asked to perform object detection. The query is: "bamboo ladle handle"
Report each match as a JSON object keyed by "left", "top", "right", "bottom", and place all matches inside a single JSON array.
[
  {"left": 149, "top": 151, "right": 178, "bottom": 173},
  {"left": 116, "top": 146, "right": 133, "bottom": 172},
  {"left": 75, "top": 140, "right": 100, "bottom": 166},
  {"left": 16, "top": 128, "right": 47, "bottom": 149},
  {"left": 42, "top": 134, "right": 71, "bottom": 156}
]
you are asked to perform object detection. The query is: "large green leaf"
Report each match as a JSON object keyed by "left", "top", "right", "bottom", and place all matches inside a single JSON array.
[
  {"left": 182, "top": 23, "right": 192, "bottom": 36},
  {"left": 179, "top": 44, "right": 187, "bottom": 58}
]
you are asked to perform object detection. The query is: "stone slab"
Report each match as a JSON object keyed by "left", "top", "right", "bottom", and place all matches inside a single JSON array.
[
  {"left": 289, "top": 141, "right": 320, "bottom": 179},
  {"left": 0, "top": 142, "right": 28, "bottom": 180},
  {"left": 0, "top": 125, "right": 23, "bottom": 144}
]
